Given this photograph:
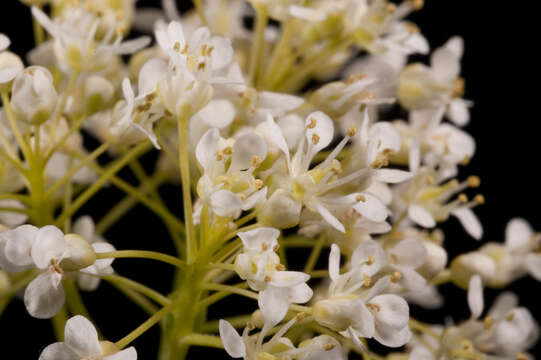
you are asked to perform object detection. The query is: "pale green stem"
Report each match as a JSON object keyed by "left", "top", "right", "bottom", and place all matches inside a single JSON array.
[
  {"left": 46, "top": 142, "right": 111, "bottom": 198},
  {"left": 303, "top": 236, "right": 325, "bottom": 273},
  {"left": 1, "top": 91, "right": 32, "bottom": 162},
  {"left": 109, "top": 282, "right": 159, "bottom": 315},
  {"left": 177, "top": 112, "right": 197, "bottom": 263},
  {"left": 102, "top": 274, "right": 171, "bottom": 306},
  {"left": 44, "top": 113, "right": 87, "bottom": 163},
  {"left": 248, "top": 5, "right": 268, "bottom": 87},
  {"left": 263, "top": 21, "right": 294, "bottom": 88},
  {"left": 179, "top": 333, "right": 223, "bottom": 349},
  {"left": 96, "top": 250, "right": 186, "bottom": 269},
  {"left": 55, "top": 142, "right": 151, "bottom": 225}
]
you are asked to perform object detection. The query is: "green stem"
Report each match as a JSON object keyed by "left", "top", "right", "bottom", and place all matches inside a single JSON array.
[
  {"left": 303, "top": 236, "right": 325, "bottom": 273},
  {"left": 248, "top": 5, "right": 268, "bottom": 88},
  {"left": 96, "top": 250, "right": 185, "bottom": 269},
  {"left": 55, "top": 142, "right": 151, "bottom": 225},
  {"left": 108, "top": 282, "right": 159, "bottom": 315},
  {"left": 1, "top": 91, "right": 32, "bottom": 163},
  {"left": 102, "top": 274, "right": 171, "bottom": 306},
  {"left": 179, "top": 333, "right": 223, "bottom": 349},
  {"left": 177, "top": 112, "right": 197, "bottom": 263}
]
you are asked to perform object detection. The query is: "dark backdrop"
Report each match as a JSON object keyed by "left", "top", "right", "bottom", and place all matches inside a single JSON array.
[{"left": 1, "top": 0, "right": 540, "bottom": 358}]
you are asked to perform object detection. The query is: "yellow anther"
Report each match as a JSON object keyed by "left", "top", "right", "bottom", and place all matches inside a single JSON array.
[
  {"left": 409, "top": 0, "right": 424, "bottom": 10},
  {"left": 506, "top": 312, "right": 515, "bottom": 322},
  {"left": 251, "top": 155, "right": 262, "bottom": 168},
  {"left": 365, "top": 255, "right": 376, "bottom": 266},
  {"left": 215, "top": 152, "right": 224, "bottom": 161},
  {"left": 474, "top": 194, "right": 485, "bottom": 205},
  {"left": 356, "top": 194, "right": 366, "bottom": 202},
  {"left": 247, "top": 322, "right": 255, "bottom": 331},
  {"left": 181, "top": 43, "right": 189, "bottom": 54},
  {"left": 366, "top": 302, "right": 381, "bottom": 312},
  {"left": 264, "top": 275, "right": 271, "bottom": 282},
  {"left": 207, "top": 46, "right": 215, "bottom": 56},
  {"left": 173, "top": 42, "right": 181, "bottom": 52},
  {"left": 275, "top": 264, "right": 285, "bottom": 271},
  {"left": 461, "top": 156, "right": 471, "bottom": 166},
  {"left": 359, "top": 104, "right": 367, "bottom": 112},
  {"left": 386, "top": 3, "right": 397, "bottom": 13},
  {"left": 223, "top": 146, "right": 234, "bottom": 156},
  {"left": 50, "top": 259, "right": 63, "bottom": 275},
  {"left": 467, "top": 176, "right": 481, "bottom": 188},
  {"left": 404, "top": 22, "right": 420, "bottom": 34},
  {"left": 197, "top": 62, "right": 207, "bottom": 71},
  {"left": 200, "top": 44, "right": 207, "bottom": 56},
  {"left": 312, "top": 133, "right": 320, "bottom": 145},
  {"left": 273, "top": 244, "right": 280, "bottom": 252},
  {"left": 362, "top": 273, "right": 371, "bottom": 287},
  {"left": 453, "top": 77, "right": 465, "bottom": 98},
  {"left": 483, "top": 316, "right": 494, "bottom": 329},
  {"left": 391, "top": 271, "right": 402, "bottom": 283},
  {"left": 295, "top": 312, "right": 306, "bottom": 321},
  {"left": 323, "top": 343, "right": 335, "bottom": 351},
  {"left": 145, "top": 93, "right": 157, "bottom": 102},
  {"left": 262, "top": 243, "right": 268, "bottom": 251},
  {"left": 517, "top": 353, "right": 528, "bottom": 360},
  {"left": 426, "top": 175, "right": 435, "bottom": 185},
  {"left": 346, "top": 74, "right": 367, "bottom": 85},
  {"left": 254, "top": 179, "right": 264, "bottom": 190},
  {"left": 458, "top": 193, "right": 468, "bottom": 203},
  {"left": 347, "top": 125, "right": 357, "bottom": 137},
  {"left": 307, "top": 117, "right": 317, "bottom": 129},
  {"left": 330, "top": 160, "right": 342, "bottom": 174}
]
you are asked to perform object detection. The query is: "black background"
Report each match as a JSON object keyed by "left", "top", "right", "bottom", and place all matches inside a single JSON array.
[{"left": 1, "top": 0, "right": 540, "bottom": 358}]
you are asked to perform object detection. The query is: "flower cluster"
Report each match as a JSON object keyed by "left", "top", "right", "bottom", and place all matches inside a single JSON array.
[{"left": 0, "top": 0, "right": 539, "bottom": 359}]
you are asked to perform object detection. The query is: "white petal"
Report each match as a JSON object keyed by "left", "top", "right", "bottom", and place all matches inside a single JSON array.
[
  {"left": 451, "top": 208, "right": 482, "bottom": 240},
  {"left": 390, "top": 239, "right": 427, "bottom": 269},
  {"left": 409, "top": 141, "right": 421, "bottom": 173},
  {"left": 285, "top": 282, "right": 313, "bottom": 303},
  {"left": 505, "top": 218, "right": 533, "bottom": 253},
  {"left": 72, "top": 216, "right": 95, "bottom": 243},
  {"left": 196, "top": 128, "right": 220, "bottom": 171},
  {"left": 219, "top": 320, "right": 246, "bottom": 358},
  {"left": 447, "top": 98, "right": 470, "bottom": 126},
  {"left": 65, "top": 315, "right": 102, "bottom": 357},
  {"left": 0, "top": 67, "right": 21, "bottom": 83},
  {"left": 367, "top": 122, "right": 401, "bottom": 165},
  {"left": 444, "top": 36, "right": 464, "bottom": 58},
  {"left": 259, "top": 92, "right": 304, "bottom": 114},
  {"left": 408, "top": 205, "right": 436, "bottom": 228},
  {"left": 374, "top": 169, "right": 412, "bottom": 184},
  {"left": 488, "top": 292, "right": 518, "bottom": 319},
  {"left": 194, "top": 99, "right": 235, "bottom": 128},
  {"left": 209, "top": 36, "right": 233, "bottom": 70},
  {"left": 316, "top": 203, "right": 345, "bottom": 233},
  {"left": 4, "top": 224, "right": 39, "bottom": 267},
  {"left": 525, "top": 254, "right": 541, "bottom": 281},
  {"left": 39, "top": 342, "right": 76, "bottom": 360},
  {"left": 242, "top": 187, "right": 267, "bottom": 211},
  {"left": 31, "top": 225, "right": 66, "bottom": 269},
  {"left": 24, "top": 272, "right": 65, "bottom": 319},
  {"left": 230, "top": 133, "right": 267, "bottom": 172},
  {"left": 409, "top": 347, "right": 434, "bottom": 360},
  {"left": 467, "top": 275, "right": 484, "bottom": 319},
  {"left": 374, "top": 324, "right": 411, "bottom": 348},
  {"left": 270, "top": 271, "right": 310, "bottom": 287},
  {"left": 288, "top": 5, "right": 326, "bottom": 21},
  {"left": 265, "top": 113, "right": 290, "bottom": 162},
  {"left": 0, "top": 33, "right": 10, "bottom": 51},
  {"left": 305, "top": 111, "right": 334, "bottom": 154},
  {"left": 347, "top": 326, "right": 368, "bottom": 353},
  {"left": 351, "top": 240, "right": 385, "bottom": 277},
  {"left": 210, "top": 190, "right": 242, "bottom": 218},
  {"left": 104, "top": 347, "right": 137, "bottom": 360},
  {"left": 329, "top": 244, "right": 341, "bottom": 282},
  {"left": 431, "top": 43, "right": 460, "bottom": 83},
  {"left": 370, "top": 294, "right": 409, "bottom": 329},
  {"left": 259, "top": 286, "right": 289, "bottom": 328},
  {"left": 396, "top": 265, "right": 427, "bottom": 291},
  {"left": 77, "top": 271, "right": 101, "bottom": 292},
  {"left": 138, "top": 58, "right": 167, "bottom": 95},
  {"left": 352, "top": 193, "right": 388, "bottom": 222},
  {"left": 366, "top": 276, "right": 391, "bottom": 300},
  {"left": 238, "top": 227, "right": 279, "bottom": 250}
]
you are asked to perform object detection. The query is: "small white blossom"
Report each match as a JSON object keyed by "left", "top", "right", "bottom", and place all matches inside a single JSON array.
[{"left": 39, "top": 315, "right": 137, "bottom": 360}]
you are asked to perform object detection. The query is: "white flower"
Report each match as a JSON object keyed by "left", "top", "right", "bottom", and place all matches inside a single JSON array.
[
  {"left": 0, "top": 199, "right": 28, "bottom": 228},
  {"left": 31, "top": 6, "right": 150, "bottom": 72},
  {"left": 195, "top": 128, "right": 268, "bottom": 220},
  {"left": 398, "top": 36, "right": 472, "bottom": 126},
  {"left": 73, "top": 216, "right": 116, "bottom": 291},
  {"left": 313, "top": 244, "right": 411, "bottom": 349},
  {"left": 234, "top": 228, "right": 313, "bottom": 328},
  {"left": 0, "top": 225, "right": 96, "bottom": 318},
  {"left": 10, "top": 66, "right": 58, "bottom": 124},
  {"left": 394, "top": 107, "right": 475, "bottom": 174},
  {"left": 0, "top": 33, "right": 23, "bottom": 85},
  {"left": 39, "top": 315, "right": 137, "bottom": 360},
  {"left": 393, "top": 167, "right": 483, "bottom": 239}
]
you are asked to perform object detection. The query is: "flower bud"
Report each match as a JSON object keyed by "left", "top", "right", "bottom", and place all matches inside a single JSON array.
[
  {"left": 0, "top": 51, "right": 24, "bottom": 89},
  {"left": 251, "top": 309, "right": 265, "bottom": 329},
  {"left": 258, "top": 192, "right": 302, "bottom": 229},
  {"left": 59, "top": 234, "right": 96, "bottom": 272},
  {"left": 418, "top": 241, "right": 448, "bottom": 278},
  {"left": 450, "top": 252, "right": 495, "bottom": 289},
  {"left": 84, "top": 76, "right": 114, "bottom": 114},
  {"left": 10, "top": 66, "right": 58, "bottom": 124},
  {"left": 313, "top": 295, "right": 360, "bottom": 332}
]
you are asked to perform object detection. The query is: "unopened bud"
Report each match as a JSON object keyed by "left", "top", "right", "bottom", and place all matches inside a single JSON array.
[
  {"left": 84, "top": 76, "right": 115, "bottom": 114},
  {"left": 59, "top": 234, "right": 96, "bottom": 272}
]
